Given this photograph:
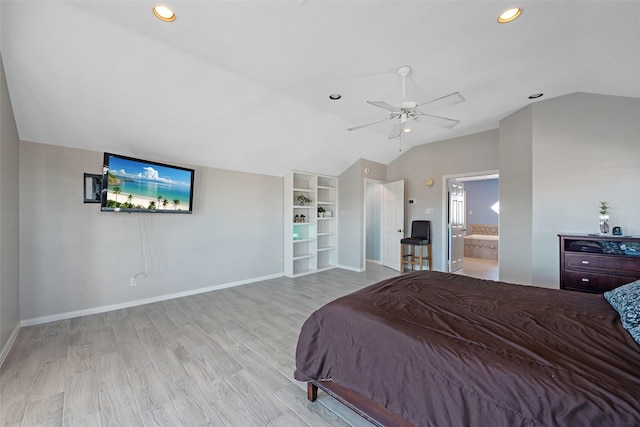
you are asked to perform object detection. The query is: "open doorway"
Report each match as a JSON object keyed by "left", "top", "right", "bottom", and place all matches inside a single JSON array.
[
  {"left": 364, "top": 179, "right": 384, "bottom": 266},
  {"left": 443, "top": 171, "right": 499, "bottom": 281}
]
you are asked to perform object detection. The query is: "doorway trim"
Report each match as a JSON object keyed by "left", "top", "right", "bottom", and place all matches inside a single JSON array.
[{"left": 441, "top": 169, "right": 499, "bottom": 272}]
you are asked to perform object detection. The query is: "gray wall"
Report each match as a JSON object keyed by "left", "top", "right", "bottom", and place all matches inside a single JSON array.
[
  {"left": 499, "top": 106, "right": 533, "bottom": 284},
  {"left": 387, "top": 130, "right": 500, "bottom": 271},
  {"left": 529, "top": 93, "right": 640, "bottom": 287},
  {"left": 499, "top": 93, "right": 640, "bottom": 287},
  {"left": 19, "top": 142, "right": 283, "bottom": 322},
  {"left": 0, "top": 54, "right": 21, "bottom": 354}
]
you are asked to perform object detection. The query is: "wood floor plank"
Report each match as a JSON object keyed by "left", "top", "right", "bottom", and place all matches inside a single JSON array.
[
  {"left": 91, "top": 328, "right": 119, "bottom": 357},
  {"left": 66, "top": 340, "right": 94, "bottom": 376},
  {"left": 140, "top": 401, "right": 184, "bottom": 427},
  {"left": 147, "top": 347, "right": 190, "bottom": 385},
  {"left": 119, "top": 339, "right": 152, "bottom": 370},
  {"left": 163, "top": 376, "right": 227, "bottom": 426},
  {"left": 22, "top": 391, "right": 64, "bottom": 427},
  {"left": 99, "top": 383, "right": 143, "bottom": 426},
  {"left": 96, "top": 351, "right": 129, "bottom": 392},
  {"left": 0, "top": 375, "right": 34, "bottom": 425},
  {"left": 111, "top": 318, "right": 139, "bottom": 343},
  {"left": 62, "top": 370, "right": 100, "bottom": 425},
  {"left": 129, "top": 364, "right": 171, "bottom": 412},
  {"left": 138, "top": 327, "right": 168, "bottom": 354},
  {"left": 31, "top": 358, "right": 67, "bottom": 401}
]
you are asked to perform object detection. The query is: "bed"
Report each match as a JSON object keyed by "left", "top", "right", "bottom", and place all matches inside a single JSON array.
[
  {"left": 294, "top": 271, "right": 640, "bottom": 426},
  {"left": 464, "top": 224, "right": 499, "bottom": 260}
]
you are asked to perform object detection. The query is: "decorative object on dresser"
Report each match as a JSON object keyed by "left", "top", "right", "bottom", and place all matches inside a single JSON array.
[
  {"left": 599, "top": 201, "right": 610, "bottom": 235},
  {"left": 558, "top": 233, "right": 640, "bottom": 293}
]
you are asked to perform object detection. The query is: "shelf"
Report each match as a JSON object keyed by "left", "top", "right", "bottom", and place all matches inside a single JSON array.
[
  {"left": 285, "top": 171, "right": 337, "bottom": 278},
  {"left": 293, "top": 238, "right": 315, "bottom": 243}
]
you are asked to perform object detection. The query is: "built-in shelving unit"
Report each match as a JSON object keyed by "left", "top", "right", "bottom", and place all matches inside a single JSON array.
[{"left": 284, "top": 171, "right": 338, "bottom": 277}]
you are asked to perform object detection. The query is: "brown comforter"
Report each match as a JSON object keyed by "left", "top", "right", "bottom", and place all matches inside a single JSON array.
[{"left": 294, "top": 271, "right": 640, "bottom": 426}]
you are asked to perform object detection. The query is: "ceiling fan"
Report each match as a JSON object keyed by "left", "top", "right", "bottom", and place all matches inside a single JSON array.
[{"left": 347, "top": 66, "right": 465, "bottom": 139}]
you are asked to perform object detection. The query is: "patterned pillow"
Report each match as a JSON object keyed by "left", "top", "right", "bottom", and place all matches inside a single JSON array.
[
  {"left": 604, "top": 280, "right": 640, "bottom": 330},
  {"left": 630, "top": 325, "right": 640, "bottom": 346},
  {"left": 600, "top": 241, "right": 625, "bottom": 255}
]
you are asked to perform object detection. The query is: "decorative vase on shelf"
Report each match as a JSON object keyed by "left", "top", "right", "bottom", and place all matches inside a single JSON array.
[
  {"left": 599, "top": 215, "right": 610, "bottom": 235},
  {"left": 599, "top": 201, "right": 610, "bottom": 235}
]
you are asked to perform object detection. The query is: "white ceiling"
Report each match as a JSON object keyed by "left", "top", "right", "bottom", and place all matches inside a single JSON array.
[{"left": 2, "top": 1, "right": 640, "bottom": 177}]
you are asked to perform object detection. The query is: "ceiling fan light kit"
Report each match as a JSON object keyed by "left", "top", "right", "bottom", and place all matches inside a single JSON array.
[{"left": 347, "top": 65, "right": 465, "bottom": 142}]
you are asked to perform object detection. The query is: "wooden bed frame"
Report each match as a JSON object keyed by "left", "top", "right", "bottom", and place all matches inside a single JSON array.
[{"left": 307, "top": 381, "right": 413, "bottom": 427}]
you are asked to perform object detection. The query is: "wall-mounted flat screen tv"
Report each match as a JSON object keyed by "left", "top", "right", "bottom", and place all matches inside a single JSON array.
[{"left": 101, "top": 153, "right": 195, "bottom": 214}]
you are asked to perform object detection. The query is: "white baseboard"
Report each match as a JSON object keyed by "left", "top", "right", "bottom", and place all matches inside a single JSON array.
[
  {"left": 21, "top": 272, "right": 284, "bottom": 327},
  {"left": 336, "top": 264, "right": 364, "bottom": 273},
  {"left": 0, "top": 323, "right": 21, "bottom": 366}
]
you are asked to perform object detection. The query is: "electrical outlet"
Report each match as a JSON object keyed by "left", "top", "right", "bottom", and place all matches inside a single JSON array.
[{"left": 130, "top": 278, "right": 137, "bottom": 287}]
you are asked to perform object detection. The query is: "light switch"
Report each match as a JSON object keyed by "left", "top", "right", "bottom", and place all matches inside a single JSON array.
[{"left": 425, "top": 208, "right": 434, "bottom": 214}]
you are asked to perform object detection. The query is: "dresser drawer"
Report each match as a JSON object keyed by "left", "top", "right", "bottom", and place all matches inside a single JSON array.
[
  {"left": 562, "top": 269, "right": 640, "bottom": 293},
  {"left": 565, "top": 253, "right": 640, "bottom": 274}
]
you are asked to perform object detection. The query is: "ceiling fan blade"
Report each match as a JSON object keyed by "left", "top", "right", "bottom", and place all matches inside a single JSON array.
[
  {"left": 347, "top": 117, "right": 389, "bottom": 131},
  {"left": 416, "top": 113, "right": 460, "bottom": 129},
  {"left": 388, "top": 121, "right": 403, "bottom": 139},
  {"left": 417, "top": 92, "right": 465, "bottom": 109},
  {"left": 367, "top": 100, "right": 400, "bottom": 113}
]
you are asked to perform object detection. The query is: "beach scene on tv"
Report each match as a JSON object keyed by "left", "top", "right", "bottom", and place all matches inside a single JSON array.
[{"left": 104, "top": 155, "right": 193, "bottom": 212}]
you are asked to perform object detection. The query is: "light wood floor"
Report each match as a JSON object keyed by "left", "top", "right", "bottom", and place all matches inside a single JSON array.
[{"left": 1, "top": 265, "right": 399, "bottom": 427}]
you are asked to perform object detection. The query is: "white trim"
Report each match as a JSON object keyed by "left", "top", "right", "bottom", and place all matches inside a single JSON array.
[
  {"left": 0, "top": 323, "right": 21, "bottom": 366},
  {"left": 336, "top": 264, "right": 364, "bottom": 273},
  {"left": 21, "top": 272, "right": 283, "bottom": 327}
]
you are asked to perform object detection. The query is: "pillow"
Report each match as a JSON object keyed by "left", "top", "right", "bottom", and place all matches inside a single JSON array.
[
  {"left": 604, "top": 280, "right": 640, "bottom": 330},
  {"left": 630, "top": 325, "right": 640, "bottom": 346}
]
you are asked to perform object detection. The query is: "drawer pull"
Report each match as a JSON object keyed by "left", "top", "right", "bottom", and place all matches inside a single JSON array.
[
  {"left": 581, "top": 278, "right": 590, "bottom": 282},
  {"left": 581, "top": 260, "right": 589, "bottom": 265}
]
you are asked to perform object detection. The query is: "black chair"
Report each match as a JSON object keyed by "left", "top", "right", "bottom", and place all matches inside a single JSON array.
[{"left": 400, "top": 220, "right": 432, "bottom": 273}]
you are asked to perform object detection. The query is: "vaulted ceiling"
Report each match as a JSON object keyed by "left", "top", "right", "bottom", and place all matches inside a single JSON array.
[{"left": 2, "top": 1, "right": 639, "bottom": 176}]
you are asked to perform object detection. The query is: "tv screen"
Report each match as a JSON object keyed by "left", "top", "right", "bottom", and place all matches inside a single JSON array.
[{"left": 101, "top": 153, "right": 194, "bottom": 214}]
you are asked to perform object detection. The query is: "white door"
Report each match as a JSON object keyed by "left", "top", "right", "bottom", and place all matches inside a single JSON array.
[
  {"left": 448, "top": 180, "right": 465, "bottom": 272},
  {"left": 382, "top": 180, "right": 404, "bottom": 271}
]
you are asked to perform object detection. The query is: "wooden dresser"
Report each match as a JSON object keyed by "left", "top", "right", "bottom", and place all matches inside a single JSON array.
[{"left": 558, "top": 234, "right": 640, "bottom": 293}]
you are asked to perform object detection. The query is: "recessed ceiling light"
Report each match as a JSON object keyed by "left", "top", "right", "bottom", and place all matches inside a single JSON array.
[
  {"left": 153, "top": 5, "right": 175, "bottom": 22},
  {"left": 329, "top": 94, "right": 342, "bottom": 100},
  {"left": 497, "top": 7, "right": 522, "bottom": 23},
  {"left": 403, "top": 128, "right": 412, "bottom": 133},
  {"left": 528, "top": 93, "right": 544, "bottom": 99}
]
